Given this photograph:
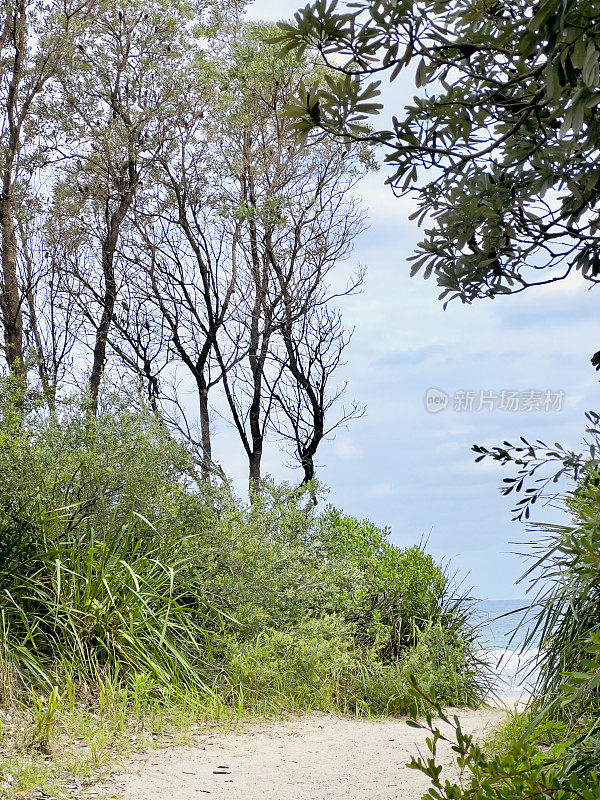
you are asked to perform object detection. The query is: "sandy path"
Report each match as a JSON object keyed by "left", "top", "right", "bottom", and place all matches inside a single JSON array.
[{"left": 95, "top": 707, "right": 505, "bottom": 800}]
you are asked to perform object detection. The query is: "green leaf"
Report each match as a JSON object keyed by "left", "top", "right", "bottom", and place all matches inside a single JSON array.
[
  {"left": 518, "top": 31, "right": 538, "bottom": 57},
  {"left": 583, "top": 45, "right": 599, "bottom": 87},
  {"left": 529, "top": 0, "right": 559, "bottom": 32}
]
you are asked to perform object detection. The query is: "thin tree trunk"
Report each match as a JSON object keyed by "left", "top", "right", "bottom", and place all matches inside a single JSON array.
[
  {"left": 25, "top": 283, "right": 55, "bottom": 412},
  {"left": 244, "top": 142, "right": 267, "bottom": 496},
  {"left": 0, "top": 194, "right": 23, "bottom": 376},
  {"left": 19, "top": 220, "right": 56, "bottom": 411},
  {"left": 246, "top": 250, "right": 265, "bottom": 493},
  {"left": 88, "top": 158, "right": 138, "bottom": 414},
  {"left": 89, "top": 240, "right": 118, "bottom": 414},
  {"left": 197, "top": 375, "right": 212, "bottom": 481},
  {"left": 0, "top": 0, "right": 25, "bottom": 379}
]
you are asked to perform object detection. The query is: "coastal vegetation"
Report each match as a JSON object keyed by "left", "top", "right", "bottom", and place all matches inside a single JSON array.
[
  {"left": 406, "top": 457, "right": 600, "bottom": 798},
  {"left": 0, "top": 1, "right": 496, "bottom": 795},
  {"left": 0, "top": 385, "right": 487, "bottom": 795},
  {"left": 3, "top": 0, "right": 600, "bottom": 797},
  {"left": 280, "top": 0, "right": 600, "bottom": 796}
]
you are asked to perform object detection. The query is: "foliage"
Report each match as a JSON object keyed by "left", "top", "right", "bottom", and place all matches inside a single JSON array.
[
  {"left": 406, "top": 416, "right": 600, "bottom": 798},
  {"left": 508, "top": 474, "right": 600, "bottom": 782},
  {"left": 470, "top": 409, "right": 600, "bottom": 522},
  {"left": 315, "top": 508, "right": 447, "bottom": 656},
  {"left": 0, "top": 390, "right": 486, "bottom": 717},
  {"left": 406, "top": 692, "right": 600, "bottom": 800},
  {"left": 471, "top": 409, "right": 600, "bottom": 731},
  {"left": 278, "top": 0, "right": 600, "bottom": 345},
  {"left": 1, "top": 5, "right": 367, "bottom": 489}
]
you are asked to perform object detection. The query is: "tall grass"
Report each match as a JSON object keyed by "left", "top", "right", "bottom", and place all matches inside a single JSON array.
[
  {"left": 0, "top": 505, "right": 225, "bottom": 693},
  {"left": 516, "top": 473, "right": 600, "bottom": 729},
  {"left": 520, "top": 523, "right": 600, "bottom": 709}
]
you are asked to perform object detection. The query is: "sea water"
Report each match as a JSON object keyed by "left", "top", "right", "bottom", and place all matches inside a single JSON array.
[{"left": 475, "top": 599, "right": 539, "bottom": 699}]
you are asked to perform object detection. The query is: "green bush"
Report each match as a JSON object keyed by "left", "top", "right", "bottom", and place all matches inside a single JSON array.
[
  {"left": 314, "top": 508, "right": 448, "bottom": 658},
  {"left": 219, "top": 616, "right": 355, "bottom": 712},
  {"left": 0, "top": 390, "right": 487, "bottom": 716},
  {"left": 407, "top": 697, "right": 600, "bottom": 800}
]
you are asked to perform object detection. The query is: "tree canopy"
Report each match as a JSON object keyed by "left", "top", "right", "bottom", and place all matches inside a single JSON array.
[
  {"left": 278, "top": 0, "right": 600, "bottom": 327},
  {"left": 0, "top": 3, "right": 367, "bottom": 491}
]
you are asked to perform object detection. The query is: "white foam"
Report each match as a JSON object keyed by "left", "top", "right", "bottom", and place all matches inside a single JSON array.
[{"left": 478, "top": 648, "right": 539, "bottom": 699}]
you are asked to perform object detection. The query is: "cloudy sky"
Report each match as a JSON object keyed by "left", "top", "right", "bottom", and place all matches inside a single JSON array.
[{"left": 214, "top": 0, "right": 600, "bottom": 600}]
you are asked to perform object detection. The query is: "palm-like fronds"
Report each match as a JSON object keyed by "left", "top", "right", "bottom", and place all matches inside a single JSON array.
[
  {"left": 0, "top": 506, "right": 225, "bottom": 692},
  {"left": 521, "top": 513, "right": 600, "bottom": 718}
]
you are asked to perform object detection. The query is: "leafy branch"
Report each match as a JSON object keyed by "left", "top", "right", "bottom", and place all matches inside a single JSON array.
[{"left": 472, "top": 411, "right": 600, "bottom": 521}]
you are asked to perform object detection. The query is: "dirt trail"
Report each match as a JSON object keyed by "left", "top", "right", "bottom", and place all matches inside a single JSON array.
[{"left": 95, "top": 707, "right": 505, "bottom": 800}]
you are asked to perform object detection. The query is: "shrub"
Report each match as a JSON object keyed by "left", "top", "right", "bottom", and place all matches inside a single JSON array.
[
  {"left": 407, "top": 696, "right": 600, "bottom": 800},
  {"left": 219, "top": 616, "right": 355, "bottom": 712},
  {"left": 315, "top": 508, "right": 447, "bottom": 657},
  {"left": 0, "top": 392, "right": 487, "bottom": 716},
  {"left": 0, "top": 396, "right": 221, "bottom": 694}
]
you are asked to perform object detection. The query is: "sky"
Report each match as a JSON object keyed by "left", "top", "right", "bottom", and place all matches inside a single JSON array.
[{"left": 209, "top": 0, "right": 600, "bottom": 600}]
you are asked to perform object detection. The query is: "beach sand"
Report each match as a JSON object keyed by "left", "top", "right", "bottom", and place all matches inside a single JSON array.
[{"left": 92, "top": 707, "right": 506, "bottom": 800}]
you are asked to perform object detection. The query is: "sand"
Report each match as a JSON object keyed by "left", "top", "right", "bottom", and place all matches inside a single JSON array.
[{"left": 94, "top": 706, "right": 506, "bottom": 800}]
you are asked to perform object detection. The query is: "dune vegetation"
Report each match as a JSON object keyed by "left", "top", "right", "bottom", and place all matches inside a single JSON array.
[
  {"left": 407, "top": 458, "right": 600, "bottom": 798},
  {"left": 0, "top": 385, "right": 488, "bottom": 796},
  {"left": 3, "top": 0, "right": 600, "bottom": 797}
]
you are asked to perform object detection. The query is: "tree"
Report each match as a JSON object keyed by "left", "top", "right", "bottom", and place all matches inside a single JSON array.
[
  {"left": 120, "top": 171, "right": 238, "bottom": 479},
  {"left": 269, "top": 304, "right": 361, "bottom": 491},
  {"left": 209, "top": 27, "right": 366, "bottom": 491},
  {"left": 52, "top": 0, "right": 206, "bottom": 413},
  {"left": 0, "top": 0, "right": 81, "bottom": 380},
  {"left": 4, "top": 8, "right": 365, "bottom": 491},
  {"left": 16, "top": 198, "right": 83, "bottom": 411},
  {"left": 279, "top": 0, "right": 600, "bottom": 339},
  {"left": 112, "top": 24, "right": 367, "bottom": 491}
]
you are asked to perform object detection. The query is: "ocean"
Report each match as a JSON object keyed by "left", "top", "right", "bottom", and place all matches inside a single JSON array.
[{"left": 475, "top": 599, "right": 539, "bottom": 699}]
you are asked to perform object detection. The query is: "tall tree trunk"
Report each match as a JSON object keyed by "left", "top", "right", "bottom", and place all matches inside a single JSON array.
[
  {"left": 1, "top": 0, "right": 26, "bottom": 379},
  {"left": 0, "top": 194, "right": 23, "bottom": 376},
  {"left": 244, "top": 145, "right": 267, "bottom": 496},
  {"left": 246, "top": 235, "right": 265, "bottom": 496},
  {"left": 88, "top": 158, "right": 138, "bottom": 414},
  {"left": 197, "top": 374, "right": 212, "bottom": 481},
  {"left": 25, "top": 283, "right": 55, "bottom": 412},
  {"left": 89, "top": 240, "right": 117, "bottom": 414}
]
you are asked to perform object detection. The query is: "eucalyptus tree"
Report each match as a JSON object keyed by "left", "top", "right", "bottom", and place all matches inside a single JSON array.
[
  {"left": 279, "top": 0, "right": 600, "bottom": 339},
  {"left": 210, "top": 26, "right": 366, "bottom": 491},
  {"left": 16, "top": 199, "right": 83, "bottom": 410},
  {"left": 111, "top": 25, "right": 366, "bottom": 490},
  {"left": 0, "top": 0, "right": 84, "bottom": 380},
  {"left": 52, "top": 0, "right": 208, "bottom": 413}
]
